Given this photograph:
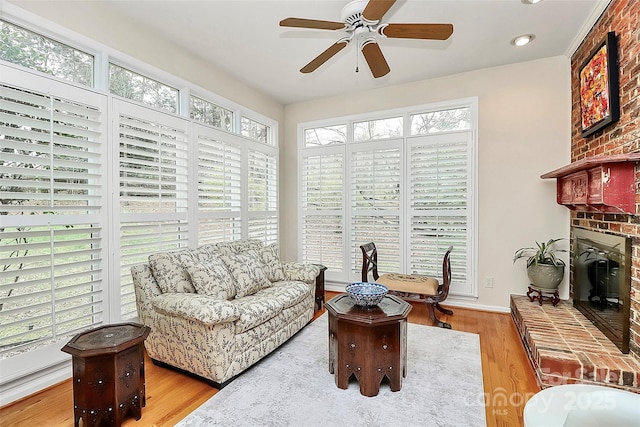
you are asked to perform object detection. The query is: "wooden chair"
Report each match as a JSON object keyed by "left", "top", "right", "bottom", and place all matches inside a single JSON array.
[{"left": 360, "top": 242, "right": 454, "bottom": 329}]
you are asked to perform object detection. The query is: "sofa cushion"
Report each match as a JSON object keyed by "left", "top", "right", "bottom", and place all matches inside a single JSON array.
[
  {"left": 221, "top": 250, "right": 272, "bottom": 298},
  {"left": 260, "top": 243, "right": 285, "bottom": 282},
  {"left": 152, "top": 293, "right": 241, "bottom": 325},
  {"left": 253, "top": 281, "right": 311, "bottom": 309},
  {"left": 231, "top": 294, "right": 286, "bottom": 334},
  {"left": 148, "top": 246, "right": 213, "bottom": 293},
  {"left": 184, "top": 254, "right": 236, "bottom": 300}
]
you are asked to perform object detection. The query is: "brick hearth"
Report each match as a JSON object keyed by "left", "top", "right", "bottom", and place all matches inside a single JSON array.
[{"left": 511, "top": 295, "right": 640, "bottom": 392}]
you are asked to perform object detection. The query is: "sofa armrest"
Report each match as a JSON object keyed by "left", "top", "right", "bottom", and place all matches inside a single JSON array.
[
  {"left": 282, "top": 262, "right": 321, "bottom": 284},
  {"left": 152, "top": 293, "right": 241, "bottom": 325}
]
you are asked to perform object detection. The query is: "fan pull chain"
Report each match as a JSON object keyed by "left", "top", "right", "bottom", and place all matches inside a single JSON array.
[{"left": 355, "top": 35, "right": 359, "bottom": 73}]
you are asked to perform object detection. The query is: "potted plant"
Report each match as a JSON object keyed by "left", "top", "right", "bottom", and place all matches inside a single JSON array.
[{"left": 513, "top": 238, "right": 566, "bottom": 290}]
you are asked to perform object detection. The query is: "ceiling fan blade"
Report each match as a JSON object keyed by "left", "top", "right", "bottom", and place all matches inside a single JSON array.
[
  {"left": 280, "top": 17, "right": 346, "bottom": 30},
  {"left": 362, "top": 0, "right": 397, "bottom": 22},
  {"left": 300, "top": 40, "right": 349, "bottom": 74},
  {"left": 379, "top": 23, "right": 454, "bottom": 40},
  {"left": 361, "top": 40, "right": 390, "bottom": 78}
]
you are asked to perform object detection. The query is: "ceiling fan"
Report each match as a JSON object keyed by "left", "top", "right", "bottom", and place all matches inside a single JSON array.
[{"left": 279, "top": 0, "right": 453, "bottom": 78}]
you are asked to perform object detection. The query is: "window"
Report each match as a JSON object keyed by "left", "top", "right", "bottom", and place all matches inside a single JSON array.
[
  {"left": 411, "top": 107, "right": 472, "bottom": 135},
  {"left": 190, "top": 95, "right": 233, "bottom": 132},
  {"left": 299, "top": 102, "right": 476, "bottom": 297},
  {"left": 350, "top": 141, "right": 402, "bottom": 274},
  {"left": 195, "top": 125, "right": 242, "bottom": 245},
  {"left": 0, "top": 70, "right": 107, "bottom": 359},
  {"left": 353, "top": 117, "right": 403, "bottom": 141},
  {"left": 408, "top": 132, "right": 473, "bottom": 294},
  {"left": 0, "top": 14, "right": 278, "bottom": 398},
  {"left": 241, "top": 116, "right": 268, "bottom": 144},
  {"left": 304, "top": 124, "right": 346, "bottom": 147},
  {"left": 109, "top": 63, "right": 179, "bottom": 114},
  {"left": 301, "top": 149, "right": 344, "bottom": 270},
  {"left": 247, "top": 148, "right": 278, "bottom": 243},
  {"left": 0, "top": 19, "right": 93, "bottom": 86},
  {"left": 115, "top": 100, "right": 190, "bottom": 319}
]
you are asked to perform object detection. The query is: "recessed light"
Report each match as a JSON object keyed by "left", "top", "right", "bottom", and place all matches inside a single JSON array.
[
  {"left": 521, "top": 0, "right": 543, "bottom": 4},
  {"left": 511, "top": 34, "right": 535, "bottom": 47}
]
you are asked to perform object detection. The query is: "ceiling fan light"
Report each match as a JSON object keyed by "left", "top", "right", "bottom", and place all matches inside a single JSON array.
[{"left": 511, "top": 34, "right": 535, "bottom": 46}]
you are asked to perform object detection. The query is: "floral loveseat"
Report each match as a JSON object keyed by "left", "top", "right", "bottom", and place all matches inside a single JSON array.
[{"left": 131, "top": 239, "right": 320, "bottom": 386}]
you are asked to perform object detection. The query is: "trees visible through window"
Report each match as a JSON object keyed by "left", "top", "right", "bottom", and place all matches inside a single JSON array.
[
  {"left": 353, "top": 116, "right": 403, "bottom": 141},
  {"left": 410, "top": 107, "right": 471, "bottom": 135},
  {"left": 304, "top": 124, "right": 346, "bottom": 147},
  {"left": 0, "top": 19, "right": 93, "bottom": 86},
  {"left": 241, "top": 117, "right": 268, "bottom": 144},
  {"left": 190, "top": 95, "right": 233, "bottom": 132},
  {"left": 109, "top": 63, "right": 179, "bottom": 114}
]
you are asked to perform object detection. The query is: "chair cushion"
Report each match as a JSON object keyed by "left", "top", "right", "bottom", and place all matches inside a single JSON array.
[
  {"left": 376, "top": 273, "right": 439, "bottom": 295},
  {"left": 221, "top": 250, "right": 272, "bottom": 298},
  {"left": 184, "top": 253, "right": 236, "bottom": 300},
  {"left": 260, "top": 243, "right": 285, "bottom": 282}
]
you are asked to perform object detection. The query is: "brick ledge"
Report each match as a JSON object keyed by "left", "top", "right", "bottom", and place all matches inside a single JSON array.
[{"left": 510, "top": 294, "right": 640, "bottom": 392}]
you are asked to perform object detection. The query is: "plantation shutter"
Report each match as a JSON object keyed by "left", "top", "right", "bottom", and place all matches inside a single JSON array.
[
  {"left": 408, "top": 131, "right": 472, "bottom": 295},
  {"left": 301, "top": 147, "right": 344, "bottom": 272},
  {"left": 194, "top": 124, "right": 242, "bottom": 244},
  {"left": 246, "top": 147, "right": 278, "bottom": 244},
  {"left": 350, "top": 140, "right": 402, "bottom": 276},
  {"left": 114, "top": 100, "right": 190, "bottom": 318},
  {"left": 0, "top": 70, "right": 107, "bottom": 365}
]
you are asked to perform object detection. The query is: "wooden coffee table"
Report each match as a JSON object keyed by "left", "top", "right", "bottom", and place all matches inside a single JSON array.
[{"left": 326, "top": 293, "right": 412, "bottom": 397}]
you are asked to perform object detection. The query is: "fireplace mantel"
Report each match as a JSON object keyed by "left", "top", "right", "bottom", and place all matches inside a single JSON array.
[{"left": 541, "top": 153, "right": 640, "bottom": 214}]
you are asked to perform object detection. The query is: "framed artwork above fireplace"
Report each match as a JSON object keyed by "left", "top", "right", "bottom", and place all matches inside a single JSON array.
[{"left": 579, "top": 31, "right": 620, "bottom": 138}]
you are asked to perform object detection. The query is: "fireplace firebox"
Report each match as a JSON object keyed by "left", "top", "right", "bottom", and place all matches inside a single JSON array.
[{"left": 573, "top": 228, "right": 631, "bottom": 353}]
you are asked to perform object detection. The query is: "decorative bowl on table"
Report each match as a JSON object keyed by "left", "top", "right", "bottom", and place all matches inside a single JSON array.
[{"left": 345, "top": 282, "right": 388, "bottom": 307}]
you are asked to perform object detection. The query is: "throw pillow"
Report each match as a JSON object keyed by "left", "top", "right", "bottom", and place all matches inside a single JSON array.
[
  {"left": 184, "top": 254, "right": 236, "bottom": 300},
  {"left": 148, "top": 250, "right": 196, "bottom": 293},
  {"left": 260, "top": 243, "right": 285, "bottom": 282},
  {"left": 215, "top": 239, "right": 264, "bottom": 256},
  {"left": 221, "top": 250, "right": 272, "bottom": 298}
]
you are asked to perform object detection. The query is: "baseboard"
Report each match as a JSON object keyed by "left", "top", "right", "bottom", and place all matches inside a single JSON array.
[
  {"left": 0, "top": 360, "right": 71, "bottom": 407},
  {"left": 441, "top": 297, "right": 511, "bottom": 314}
]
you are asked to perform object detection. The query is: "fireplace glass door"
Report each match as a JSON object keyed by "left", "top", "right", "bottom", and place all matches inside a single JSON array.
[{"left": 573, "top": 227, "right": 630, "bottom": 354}]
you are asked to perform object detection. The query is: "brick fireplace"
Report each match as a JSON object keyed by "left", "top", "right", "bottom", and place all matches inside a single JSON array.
[
  {"left": 512, "top": 0, "right": 640, "bottom": 391},
  {"left": 569, "top": 0, "right": 640, "bottom": 362}
]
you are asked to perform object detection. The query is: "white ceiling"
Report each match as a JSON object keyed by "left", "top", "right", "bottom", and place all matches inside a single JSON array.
[{"left": 87, "top": 0, "right": 606, "bottom": 104}]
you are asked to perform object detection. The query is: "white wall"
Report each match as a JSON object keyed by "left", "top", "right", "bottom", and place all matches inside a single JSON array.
[{"left": 283, "top": 56, "right": 571, "bottom": 310}]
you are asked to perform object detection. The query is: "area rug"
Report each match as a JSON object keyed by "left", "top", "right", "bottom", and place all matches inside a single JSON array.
[{"left": 176, "top": 314, "right": 486, "bottom": 427}]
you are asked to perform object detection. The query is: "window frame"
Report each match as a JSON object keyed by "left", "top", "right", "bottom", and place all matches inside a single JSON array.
[
  {"left": 0, "top": 63, "right": 110, "bottom": 387},
  {"left": 297, "top": 98, "right": 478, "bottom": 299}
]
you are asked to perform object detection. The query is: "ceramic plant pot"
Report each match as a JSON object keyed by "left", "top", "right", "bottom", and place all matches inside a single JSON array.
[{"left": 527, "top": 263, "right": 564, "bottom": 290}]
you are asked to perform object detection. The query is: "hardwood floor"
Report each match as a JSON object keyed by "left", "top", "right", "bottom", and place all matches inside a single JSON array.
[{"left": 0, "top": 292, "right": 539, "bottom": 426}]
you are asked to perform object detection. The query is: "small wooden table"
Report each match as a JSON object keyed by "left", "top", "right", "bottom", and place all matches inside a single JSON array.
[
  {"left": 61, "top": 322, "right": 151, "bottom": 427},
  {"left": 326, "top": 294, "right": 412, "bottom": 397},
  {"left": 313, "top": 264, "right": 328, "bottom": 311}
]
